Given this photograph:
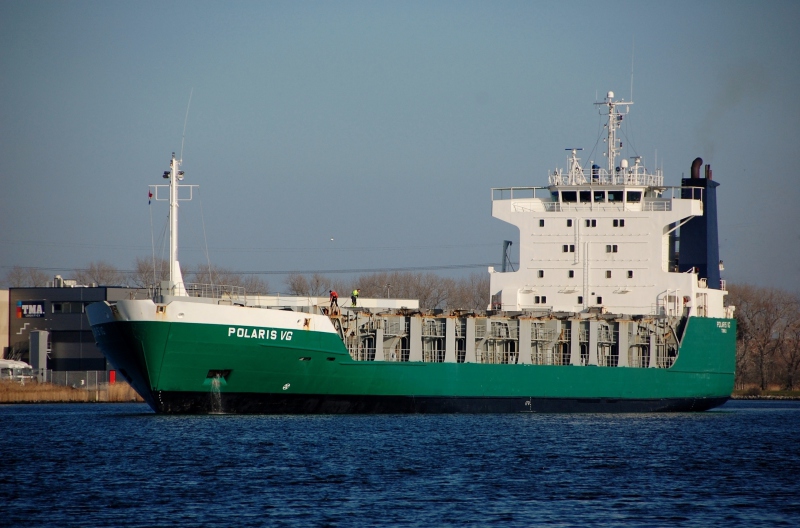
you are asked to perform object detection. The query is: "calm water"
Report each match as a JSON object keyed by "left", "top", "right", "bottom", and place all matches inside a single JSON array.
[{"left": 1, "top": 400, "right": 799, "bottom": 527}]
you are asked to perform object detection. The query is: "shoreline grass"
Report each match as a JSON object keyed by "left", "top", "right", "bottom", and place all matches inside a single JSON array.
[
  {"left": 3, "top": 381, "right": 798, "bottom": 404},
  {"left": 0, "top": 380, "right": 144, "bottom": 404},
  {"left": 731, "top": 389, "right": 800, "bottom": 400}
]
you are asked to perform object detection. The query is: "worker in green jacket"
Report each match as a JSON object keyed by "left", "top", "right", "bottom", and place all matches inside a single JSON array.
[{"left": 351, "top": 288, "right": 360, "bottom": 307}]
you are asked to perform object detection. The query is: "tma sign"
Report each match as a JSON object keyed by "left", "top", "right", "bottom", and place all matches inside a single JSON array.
[{"left": 17, "top": 301, "right": 45, "bottom": 318}]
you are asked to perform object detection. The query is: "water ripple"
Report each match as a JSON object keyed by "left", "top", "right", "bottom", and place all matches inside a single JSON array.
[{"left": 1, "top": 401, "right": 799, "bottom": 526}]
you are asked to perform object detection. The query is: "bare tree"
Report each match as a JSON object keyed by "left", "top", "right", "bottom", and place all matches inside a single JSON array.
[
  {"left": 6, "top": 341, "right": 28, "bottom": 362},
  {"left": 778, "top": 296, "right": 800, "bottom": 390},
  {"left": 238, "top": 274, "right": 270, "bottom": 296},
  {"left": 189, "top": 264, "right": 269, "bottom": 295},
  {"left": 730, "top": 284, "right": 794, "bottom": 390},
  {"left": 285, "top": 273, "right": 330, "bottom": 296},
  {"left": 347, "top": 271, "right": 453, "bottom": 310},
  {"left": 306, "top": 274, "right": 330, "bottom": 296},
  {"left": 448, "top": 273, "right": 491, "bottom": 310},
  {"left": 286, "top": 273, "right": 311, "bottom": 295},
  {"left": 278, "top": 270, "right": 492, "bottom": 311},
  {"left": 415, "top": 273, "right": 450, "bottom": 309},
  {"left": 74, "top": 261, "right": 125, "bottom": 286},
  {"left": 130, "top": 256, "right": 171, "bottom": 288},
  {"left": 734, "top": 324, "right": 752, "bottom": 390},
  {"left": 3, "top": 266, "right": 50, "bottom": 287},
  {"left": 727, "top": 285, "right": 756, "bottom": 388}
]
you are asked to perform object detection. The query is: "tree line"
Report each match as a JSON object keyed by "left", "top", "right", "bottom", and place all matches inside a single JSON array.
[
  {"left": 726, "top": 285, "right": 800, "bottom": 392},
  {"left": 285, "top": 270, "right": 489, "bottom": 311},
  {"left": 3, "top": 259, "right": 271, "bottom": 295},
  {"left": 6, "top": 264, "right": 798, "bottom": 389},
  {"left": 3, "top": 260, "right": 490, "bottom": 311}
]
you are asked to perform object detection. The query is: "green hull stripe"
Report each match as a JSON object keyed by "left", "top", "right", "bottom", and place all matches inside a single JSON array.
[{"left": 93, "top": 316, "right": 735, "bottom": 401}]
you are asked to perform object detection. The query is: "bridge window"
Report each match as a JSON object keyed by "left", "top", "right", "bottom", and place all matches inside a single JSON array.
[
  {"left": 580, "top": 191, "right": 591, "bottom": 203},
  {"left": 593, "top": 191, "right": 605, "bottom": 203},
  {"left": 626, "top": 191, "right": 642, "bottom": 203},
  {"left": 561, "top": 191, "right": 577, "bottom": 203},
  {"left": 608, "top": 191, "right": 623, "bottom": 202}
]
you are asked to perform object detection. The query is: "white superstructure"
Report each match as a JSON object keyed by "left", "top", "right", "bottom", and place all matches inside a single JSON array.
[{"left": 489, "top": 92, "right": 728, "bottom": 319}]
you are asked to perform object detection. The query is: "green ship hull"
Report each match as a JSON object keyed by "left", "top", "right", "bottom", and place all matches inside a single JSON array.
[
  {"left": 91, "top": 314, "right": 735, "bottom": 414},
  {"left": 93, "top": 95, "right": 736, "bottom": 414}
]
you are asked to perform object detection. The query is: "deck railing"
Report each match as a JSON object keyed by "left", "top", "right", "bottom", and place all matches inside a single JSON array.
[
  {"left": 493, "top": 186, "right": 703, "bottom": 214},
  {"left": 150, "top": 282, "right": 247, "bottom": 303}
]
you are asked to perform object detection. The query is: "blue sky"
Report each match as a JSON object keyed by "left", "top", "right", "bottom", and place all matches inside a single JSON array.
[{"left": 2, "top": 1, "right": 799, "bottom": 291}]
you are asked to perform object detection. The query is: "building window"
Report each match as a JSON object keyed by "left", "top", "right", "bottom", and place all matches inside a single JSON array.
[
  {"left": 52, "top": 302, "right": 84, "bottom": 314},
  {"left": 541, "top": 296, "right": 546, "bottom": 304},
  {"left": 585, "top": 219, "right": 596, "bottom": 228},
  {"left": 606, "top": 244, "right": 618, "bottom": 253},
  {"left": 567, "top": 219, "right": 573, "bottom": 227},
  {"left": 606, "top": 270, "right": 612, "bottom": 278},
  {"left": 578, "top": 296, "right": 583, "bottom": 304},
  {"left": 597, "top": 296, "right": 603, "bottom": 304},
  {"left": 568, "top": 270, "right": 574, "bottom": 278},
  {"left": 563, "top": 245, "right": 575, "bottom": 253},
  {"left": 534, "top": 296, "right": 540, "bottom": 303},
  {"left": 627, "top": 270, "right": 633, "bottom": 279},
  {"left": 539, "top": 219, "right": 545, "bottom": 227},
  {"left": 538, "top": 270, "right": 544, "bottom": 278},
  {"left": 614, "top": 219, "right": 625, "bottom": 227}
]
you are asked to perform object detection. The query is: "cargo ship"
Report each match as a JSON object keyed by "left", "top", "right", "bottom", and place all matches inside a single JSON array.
[{"left": 87, "top": 91, "right": 736, "bottom": 413}]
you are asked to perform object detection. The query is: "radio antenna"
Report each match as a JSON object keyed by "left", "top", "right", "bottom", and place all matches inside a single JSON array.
[
  {"left": 630, "top": 36, "right": 635, "bottom": 102},
  {"left": 180, "top": 88, "right": 193, "bottom": 162}
]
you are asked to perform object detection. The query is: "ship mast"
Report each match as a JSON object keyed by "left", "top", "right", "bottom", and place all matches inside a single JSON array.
[
  {"left": 151, "top": 152, "right": 192, "bottom": 296},
  {"left": 168, "top": 152, "right": 181, "bottom": 287},
  {"left": 595, "top": 91, "right": 632, "bottom": 173}
]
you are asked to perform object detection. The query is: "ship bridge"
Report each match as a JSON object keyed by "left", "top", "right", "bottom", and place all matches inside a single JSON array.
[{"left": 487, "top": 92, "right": 724, "bottom": 318}]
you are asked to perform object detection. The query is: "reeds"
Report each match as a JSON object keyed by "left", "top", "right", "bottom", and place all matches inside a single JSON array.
[{"left": 0, "top": 380, "right": 143, "bottom": 403}]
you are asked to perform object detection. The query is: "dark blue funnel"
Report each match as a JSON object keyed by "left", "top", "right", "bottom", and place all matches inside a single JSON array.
[{"left": 678, "top": 158, "right": 721, "bottom": 289}]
